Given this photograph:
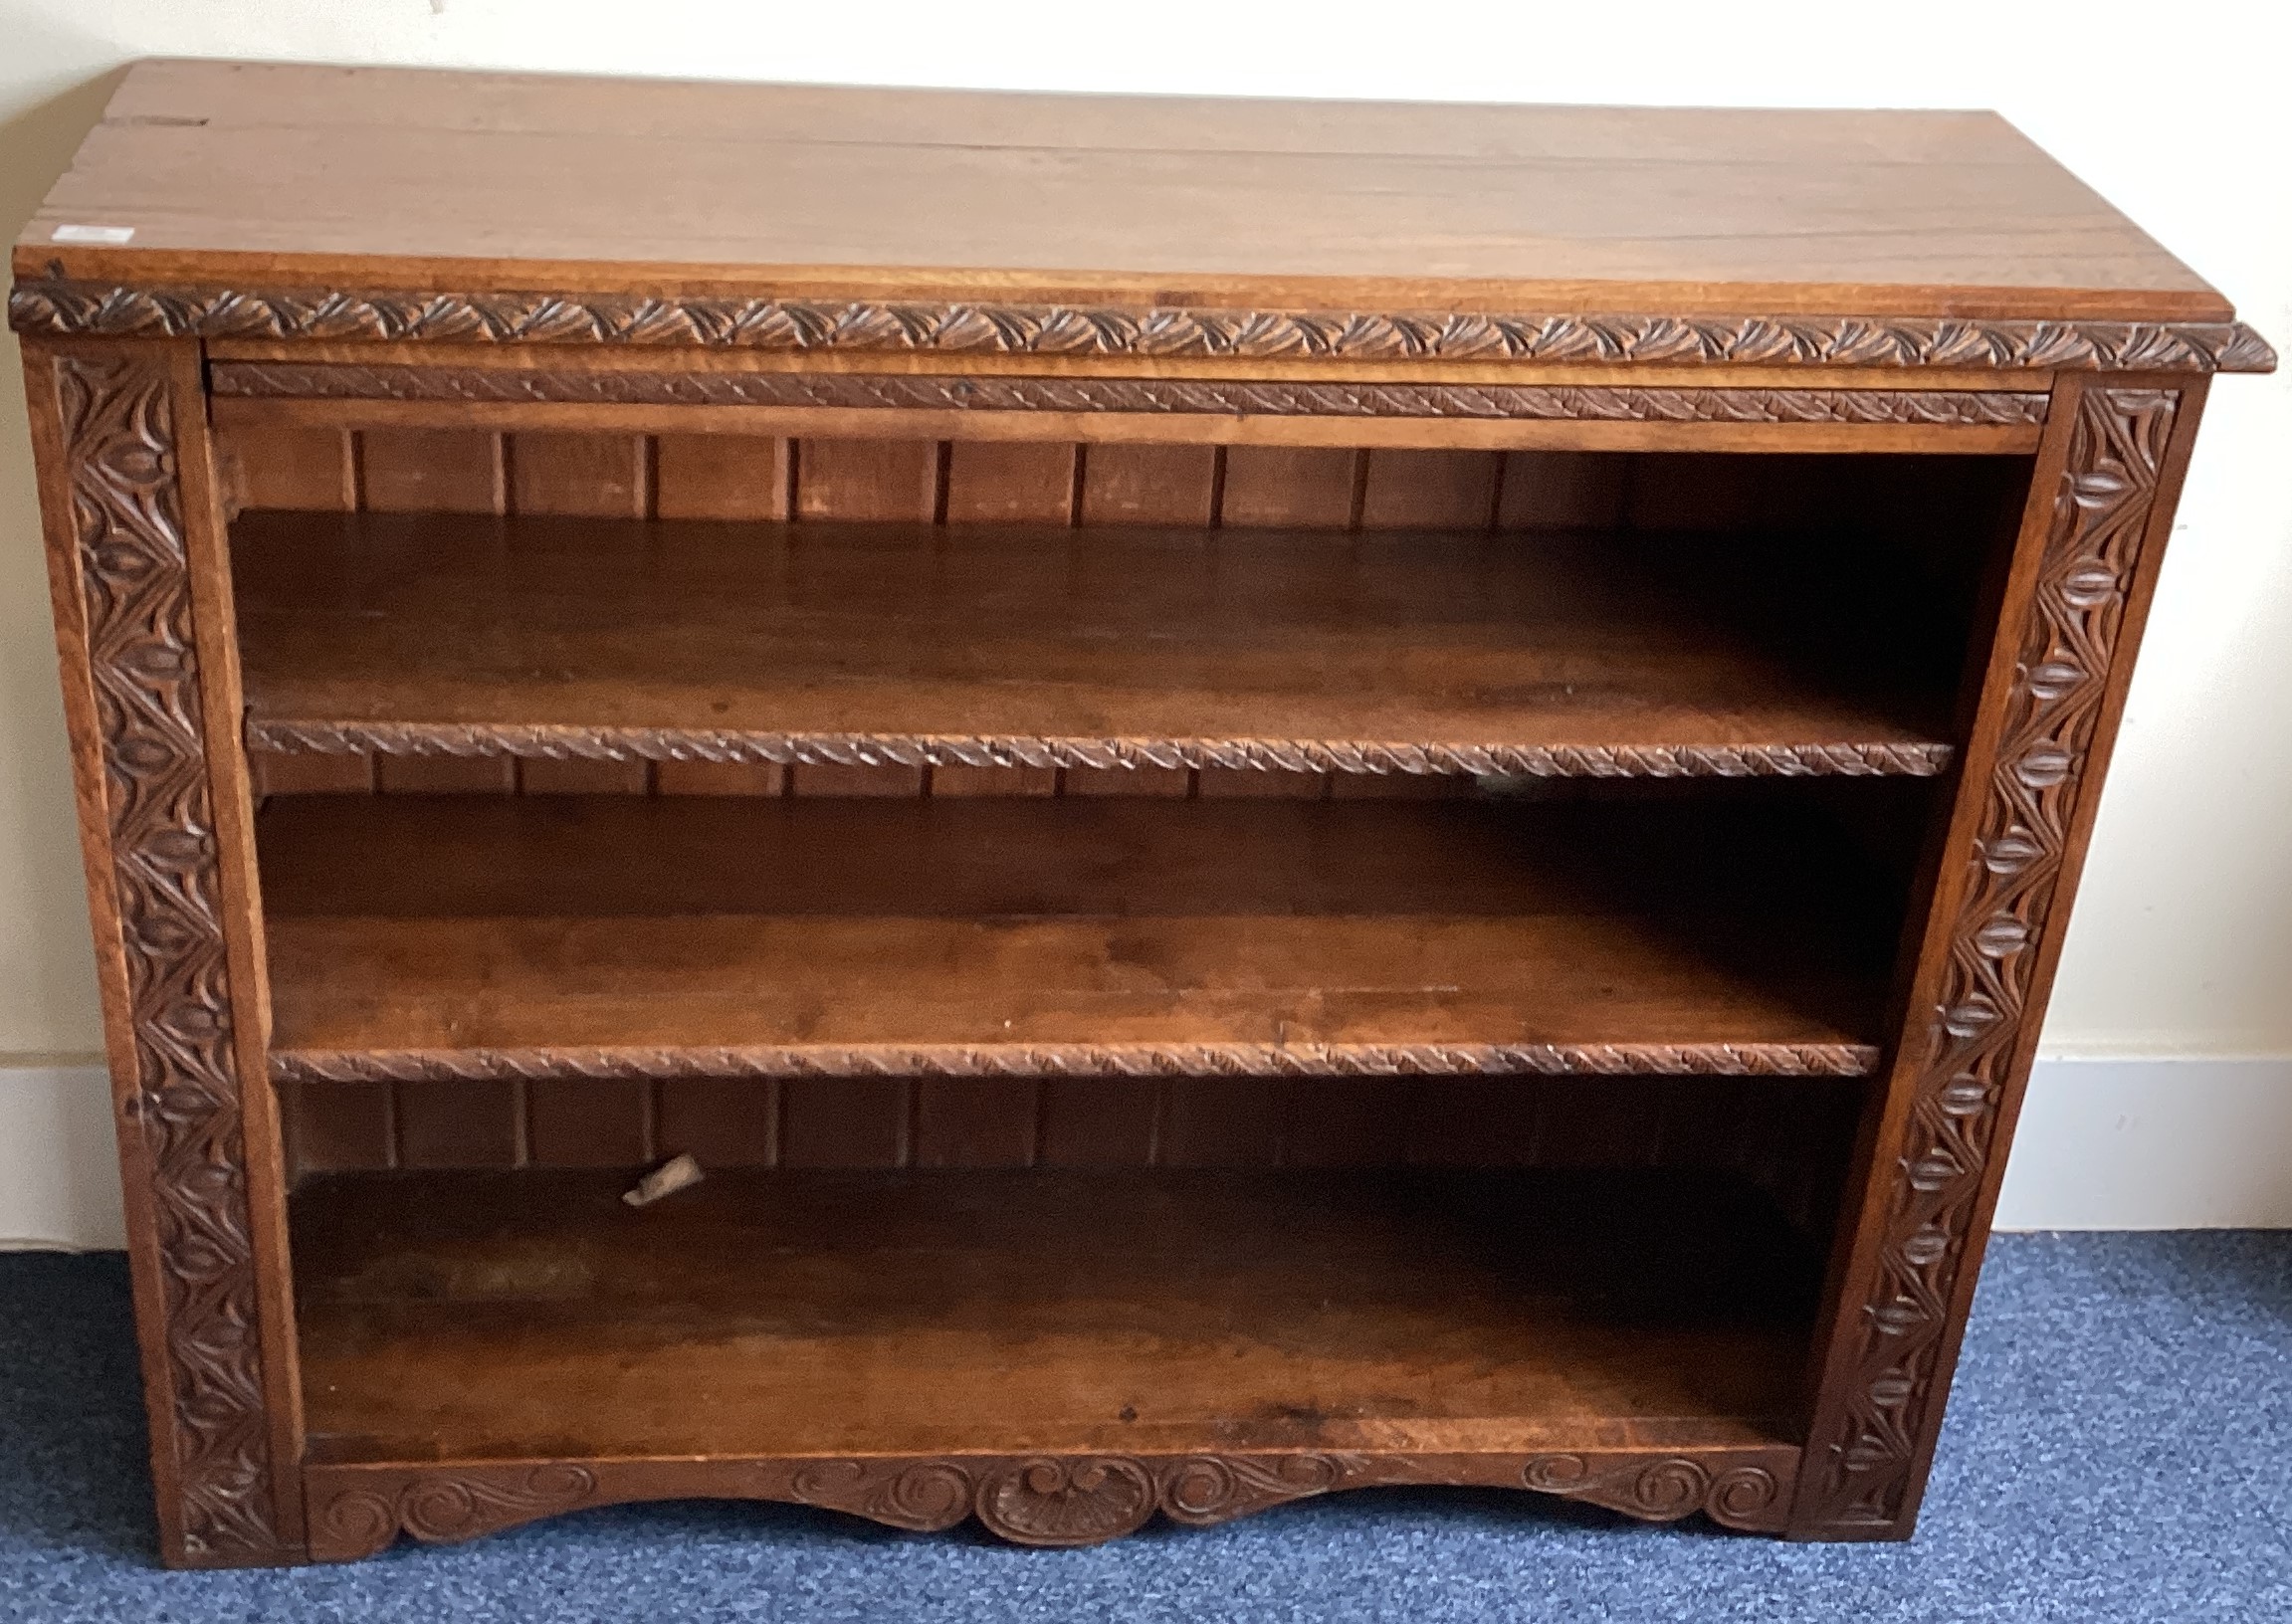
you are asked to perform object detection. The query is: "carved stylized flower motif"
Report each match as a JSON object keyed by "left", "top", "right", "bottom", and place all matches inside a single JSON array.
[{"left": 977, "top": 1458, "right": 1158, "bottom": 1546}]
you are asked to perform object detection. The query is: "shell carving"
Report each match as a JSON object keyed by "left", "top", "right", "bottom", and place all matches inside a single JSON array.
[{"left": 977, "top": 1458, "right": 1158, "bottom": 1547}]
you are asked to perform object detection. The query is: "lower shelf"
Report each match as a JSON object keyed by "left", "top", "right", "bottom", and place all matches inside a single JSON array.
[{"left": 291, "top": 1166, "right": 1818, "bottom": 1549}]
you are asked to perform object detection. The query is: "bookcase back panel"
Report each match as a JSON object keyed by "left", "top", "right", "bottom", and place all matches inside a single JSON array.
[
  {"left": 233, "top": 420, "right": 1967, "bottom": 1237},
  {"left": 277, "top": 1073, "right": 1860, "bottom": 1238},
  {"left": 224, "top": 422, "right": 2023, "bottom": 539}
]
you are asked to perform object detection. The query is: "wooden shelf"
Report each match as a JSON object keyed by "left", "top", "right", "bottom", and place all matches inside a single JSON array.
[
  {"left": 256, "top": 792, "right": 1901, "bottom": 1081},
  {"left": 291, "top": 1165, "right": 1818, "bottom": 1464},
  {"left": 231, "top": 510, "right": 1959, "bottom": 778}
]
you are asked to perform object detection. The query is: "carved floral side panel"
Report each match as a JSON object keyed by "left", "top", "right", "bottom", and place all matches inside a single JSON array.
[
  {"left": 1796, "top": 384, "right": 2182, "bottom": 1533},
  {"left": 45, "top": 348, "right": 288, "bottom": 1564}
]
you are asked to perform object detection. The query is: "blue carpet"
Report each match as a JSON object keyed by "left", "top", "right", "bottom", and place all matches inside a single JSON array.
[{"left": 2, "top": 1234, "right": 2286, "bottom": 1622}]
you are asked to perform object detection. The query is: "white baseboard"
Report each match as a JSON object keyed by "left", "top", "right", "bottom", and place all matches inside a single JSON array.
[
  {"left": 1993, "top": 1054, "right": 2292, "bottom": 1230},
  {"left": 1, "top": 1055, "right": 2286, "bottom": 1249},
  {"left": 0, "top": 1061, "right": 123, "bottom": 1251}
]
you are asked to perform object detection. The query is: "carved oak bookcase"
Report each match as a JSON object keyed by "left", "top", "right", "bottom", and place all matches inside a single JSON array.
[{"left": 11, "top": 60, "right": 2272, "bottom": 1566}]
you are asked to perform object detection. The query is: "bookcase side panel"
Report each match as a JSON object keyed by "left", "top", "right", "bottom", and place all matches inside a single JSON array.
[
  {"left": 18, "top": 337, "right": 304, "bottom": 1565},
  {"left": 1789, "top": 376, "right": 2206, "bottom": 1539}
]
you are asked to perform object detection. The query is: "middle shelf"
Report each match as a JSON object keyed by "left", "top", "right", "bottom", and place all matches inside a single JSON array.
[
  {"left": 230, "top": 509, "right": 1965, "bottom": 776},
  {"left": 256, "top": 789, "right": 1912, "bottom": 1083}
]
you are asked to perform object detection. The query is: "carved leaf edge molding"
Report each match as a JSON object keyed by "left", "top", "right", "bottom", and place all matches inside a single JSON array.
[
  {"left": 1798, "top": 385, "right": 2182, "bottom": 1531},
  {"left": 12, "top": 279, "right": 2277, "bottom": 372},
  {"left": 208, "top": 360, "right": 2051, "bottom": 426},
  {"left": 55, "top": 352, "right": 282, "bottom": 1561},
  {"left": 271, "top": 1039, "right": 1880, "bottom": 1084},
  {"left": 246, "top": 718, "right": 1956, "bottom": 781},
  {"left": 308, "top": 1448, "right": 1796, "bottom": 1558}
]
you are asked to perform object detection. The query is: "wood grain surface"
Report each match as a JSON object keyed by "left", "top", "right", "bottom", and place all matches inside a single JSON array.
[
  {"left": 17, "top": 61, "right": 2230, "bottom": 320},
  {"left": 228, "top": 508, "right": 1970, "bottom": 775},
  {"left": 255, "top": 792, "right": 1901, "bottom": 1078},
  {"left": 290, "top": 1166, "right": 1821, "bottom": 1462}
]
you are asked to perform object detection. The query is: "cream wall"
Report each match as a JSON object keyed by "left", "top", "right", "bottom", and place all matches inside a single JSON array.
[{"left": 2, "top": 2, "right": 2288, "bottom": 1235}]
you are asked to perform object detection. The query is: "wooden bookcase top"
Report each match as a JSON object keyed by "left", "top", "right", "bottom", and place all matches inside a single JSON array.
[{"left": 8, "top": 59, "right": 2270, "bottom": 373}]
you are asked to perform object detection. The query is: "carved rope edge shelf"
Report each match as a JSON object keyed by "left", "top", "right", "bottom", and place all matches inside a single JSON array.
[
  {"left": 1795, "top": 384, "right": 2182, "bottom": 1532},
  {"left": 270, "top": 1040, "right": 1881, "bottom": 1083},
  {"left": 245, "top": 718, "right": 1956, "bottom": 780},
  {"left": 11, "top": 280, "right": 2277, "bottom": 371},
  {"left": 307, "top": 1446, "right": 1799, "bottom": 1557},
  {"left": 50, "top": 351, "right": 286, "bottom": 1563},
  {"left": 207, "top": 360, "right": 2052, "bottom": 426}
]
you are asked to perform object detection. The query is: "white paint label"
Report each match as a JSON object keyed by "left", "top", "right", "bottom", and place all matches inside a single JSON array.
[{"left": 50, "top": 224, "right": 135, "bottom": 245}]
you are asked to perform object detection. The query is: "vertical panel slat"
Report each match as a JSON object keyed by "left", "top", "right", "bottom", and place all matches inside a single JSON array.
[
  {"left": 218, "top": 423, "right": 355, "bottom": 511},
  {"left": 510, "top": 433, "right": 647, "bottom": 517},
  {"left": 518, "top": 757, "right": 650, "bottom": 794},
  {"left": 779, "top": 1077, "right": 910, "bottom": 1167},
  {"left": 1404, "top": 1080, "right": 1542, "bottom": 1166},
  {"left": 1159, "top": 1080, "right": 1287, "bottom": 1167},
  {"left": 1077, "top": 444, "right": 1218, "bottom": 525},
  {"left": 394, "top": 1079, "right": 520, "bottom": 1168},
  {"left": 655, "top": 761, "right": 786, "bottom": 796},
  {"left": 526, "top": 1079, "right": 650, "bottom": 1166},
  {"left": 655, "top": 434, "right": 789, "bottom": 519},
  {"left": 1496, "top": 452, "right": 1631, "bottom": 529},
  {"left": 360, "top": 428, "right": 504, "bottom": 514},
  {"left": 788, "top": 763, "right": 928, "bottom": 796},
  {"left": 933, "top": 767, "right": 1059, "bottom": 796},
  {"left": 1063, "top": 766, "right": 1192, "bottom": 797},
  {"left": 1280, "top": 1079, "right": 1404, "bottom": 1167},
  {"left": 656, "top": 1078, "right": 779, "bottom": 1166},
  {"left": 223, "top": 424, "right": 373, "bottom": 796},
  {"left": 361, "top": 425, "right": 513, "bottom": 800},
  {"left": 1219, "top": 447, "right": 1359, "bottom": 528},
  {"left": 792, "top": 436, "right": 940, "bottom": 794},
  {"left": 1531, "top": 1077, "right": 1669, "bottom": 1168},
  {"left": 1623, "top": 454, "right": 1768, "bottom": 532},
  {"left": 1359, "top": 449, "right": 1503, "bottom": 529},
  {"left": 1036, "top": 1081, "right": 1162, "bottom": 1166},
  {"left": 795, "top": 438, "right": 938, "bottom": 522},
  {"left": 915, "top": 1079, "right": 1041, "bottom": 1166},
  {"left": 943, "top": 441, "right": 1077, "bottom": 523},
  {"left": 1327, "top": 771, "right": 1470, "bottom": 800},
  {"left": 376, "top": 755, "right": 517, "bottom": 793},
  {"left": 279, "top": 1082, "right": 395, "bottom": 1173},
  {"left": 1651, "top": 1078, "right": 1760, "bottom": 1175},
  {"left": 248, "top": 750, "right": 374, "bottom": 795},
  {"left": 1197, "top": 768, "right": 1325, "bottom": 798}
]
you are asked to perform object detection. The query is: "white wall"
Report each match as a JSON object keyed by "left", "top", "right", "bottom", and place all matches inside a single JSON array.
[{"left": 4, "top": 0, "right": 2288, "bottom": 1233}]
